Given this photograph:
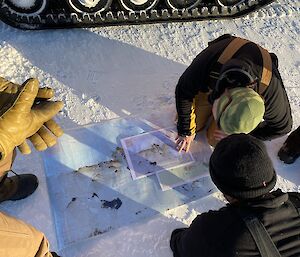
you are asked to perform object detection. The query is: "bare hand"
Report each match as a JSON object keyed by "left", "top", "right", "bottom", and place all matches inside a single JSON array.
[
  {"left": 213, "top": 129, "right": 228, "bottom": 141},
  {"left": 175, "top": 134, "right": 195, "bottom": 153}
]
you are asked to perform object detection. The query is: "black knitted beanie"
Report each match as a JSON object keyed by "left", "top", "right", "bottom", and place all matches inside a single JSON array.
[{"left": 209, "top": 134, "right": 277, "bottom": 200}]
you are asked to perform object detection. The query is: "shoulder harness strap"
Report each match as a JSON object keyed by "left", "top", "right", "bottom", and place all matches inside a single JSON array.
[
  {"left": 237, "top": 209, "right": 282, "bottom": 257},
  {"left": 210, "top": 37, "right": 273, "bottom": 95},
  {"left": 287, "top": 192, "right": 300, "bottom": 215}
]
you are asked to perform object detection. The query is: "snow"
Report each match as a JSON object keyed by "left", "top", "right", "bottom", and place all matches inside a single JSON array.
[{"left": 0, "top": 0, "right": 300, "bottom": 256}]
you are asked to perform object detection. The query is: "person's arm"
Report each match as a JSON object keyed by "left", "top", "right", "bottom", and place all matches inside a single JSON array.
[
  {"left": 250, "top": 73, "right": 292, "bottom": 140},
  {"left": 176, "top": 35, "right": 234, "bottom": 137},
  {"left": 170, "top": 214, "right": 212, "bottom": 257},
  {"left": 175, "top": 55, "right": 209, "bottom": 152},
  {"left": 250, "top": 120, "right": 292, "bottom": 140},
  {"left": 0, "top": 211, "right": 56, "bottom": 257},
  {"left": 175, "top": 64, "right": 204, "bottom": 137},
  {"left": 175, "top": 62, "right": 209, "bottom": 152}
]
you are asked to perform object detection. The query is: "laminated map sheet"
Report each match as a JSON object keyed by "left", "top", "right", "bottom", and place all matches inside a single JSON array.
[
  {"left": 42, "top": 113, "right": 214, "bottom": 250},
  {"left": 121, "top": 128, "right": 194, "bottom": 180},
  {"left": 156, "top": 161, "right": 209, "bottom": 191}
]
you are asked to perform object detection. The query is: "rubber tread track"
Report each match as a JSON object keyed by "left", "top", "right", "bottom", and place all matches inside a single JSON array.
[{"left": 0, "top": 0, "right": 275, "bottom": 30}]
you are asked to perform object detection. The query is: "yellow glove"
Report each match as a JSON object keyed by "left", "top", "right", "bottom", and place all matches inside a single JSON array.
[
  {"left": 19, "top": 83, "right": 63, "bottom": 154},
  {"left": 18, "top": 119, "right": 64, "bottom": 154},
  {"left": 0, "top": 78, "right": 64, "bottom": 159},
  {"left": 0, "top": 77, "right": 55, "bottom": 97}
]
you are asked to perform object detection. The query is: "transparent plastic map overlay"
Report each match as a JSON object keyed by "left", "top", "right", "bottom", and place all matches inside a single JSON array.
[
  {"left": 42, "top": 113, "right": 214, "bottom": 250},
  {"left": 121, "top": 128, "right": 195, "bottom": 180}
]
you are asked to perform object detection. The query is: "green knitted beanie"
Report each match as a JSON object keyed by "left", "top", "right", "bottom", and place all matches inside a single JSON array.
[{"left": 215, "top": 87, "right": 265, "bottom": 135}]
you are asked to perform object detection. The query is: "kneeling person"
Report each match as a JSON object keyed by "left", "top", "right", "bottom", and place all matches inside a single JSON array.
[
  {"left": 171, "top": 134, "right": 300, "bottom": 257},
  {"left": 176, "top": 34, "right": 292, "bottom": 152}
]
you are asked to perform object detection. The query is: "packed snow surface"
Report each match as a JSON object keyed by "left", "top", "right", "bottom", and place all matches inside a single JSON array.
[{"left": 0, "top": 0, "right": 300, "bottom": 256}]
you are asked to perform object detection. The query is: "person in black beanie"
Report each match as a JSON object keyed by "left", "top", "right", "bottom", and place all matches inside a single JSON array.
[{"left": 170, "top": 134, "right": 300, "bottom": 257}]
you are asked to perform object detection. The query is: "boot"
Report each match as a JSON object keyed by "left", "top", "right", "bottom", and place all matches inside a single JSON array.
[
  {"left": 0, "top": 170, "right": 39, "bottom": 203},
  {"left": 51, "top": 252, "right": 61, "bottom": 257},
  {"left": 278, "top": 127, "right": 300, "bottom": 164}
]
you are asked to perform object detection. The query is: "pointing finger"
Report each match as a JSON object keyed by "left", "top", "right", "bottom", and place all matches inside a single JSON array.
[
  {"left": 186, "top": 141, "right": 191, "bottom": 152},
  {"left": 179, "top": 141, "right": 186, "bottom": 153}
]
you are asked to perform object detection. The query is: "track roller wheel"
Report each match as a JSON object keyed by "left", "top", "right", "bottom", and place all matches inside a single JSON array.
[
  {"left": 68, "top": 0, "right": 112, "bottom": 13},
  {"left": 4, "top": 0, "right": 48, "bottom": 15},
  {"left": 119, "top": 0, "right": 159, "bottom": 12},
  {"left": 166, "top": 0, "right": 201, "bottom": 10}
]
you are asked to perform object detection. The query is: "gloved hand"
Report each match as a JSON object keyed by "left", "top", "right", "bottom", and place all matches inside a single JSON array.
[
  {"left": 0, "top": 77, "right": 64, "bottom": 160},
  {"left": 19, "top": 85, "right": 64, "bottom": 154}
]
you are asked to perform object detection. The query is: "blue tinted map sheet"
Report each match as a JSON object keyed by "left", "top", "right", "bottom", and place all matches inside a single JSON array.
[{"left": 42, "top": 114, "right": 214, "bottom": 249}]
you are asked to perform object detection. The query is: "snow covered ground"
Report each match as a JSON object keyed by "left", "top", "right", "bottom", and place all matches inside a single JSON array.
[{"left": 0, "top": 0, "right": 299, "bottom": 256}]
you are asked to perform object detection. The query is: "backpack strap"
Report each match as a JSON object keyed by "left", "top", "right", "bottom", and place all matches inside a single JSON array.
[
  {"left": 218, "top": 37, "right": 249, "bottom": 64},
  {"left": 287, "top": 192, "right": 300, "bottom": 215},
  {"left": 257, "top": 44, "right": 273, "bottom": 95},
  {"left": 237, "top": 209, "right": 282, "bottom": 257},
  {"left": 209, "top": 37, "right": 273, "bottom": 95}
]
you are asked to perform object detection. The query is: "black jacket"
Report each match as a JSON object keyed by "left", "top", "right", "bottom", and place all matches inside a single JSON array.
[
  {"left": 170, "top": 190, "right": 300, "bottom": 257},
  {"left": 176, "top": 34, "right": 292, "bottom": 140}
]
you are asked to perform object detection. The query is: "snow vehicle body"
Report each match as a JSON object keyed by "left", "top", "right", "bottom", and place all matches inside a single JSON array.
[{"left": 0, "top": 0, "right": 274, "bottom": 30}]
